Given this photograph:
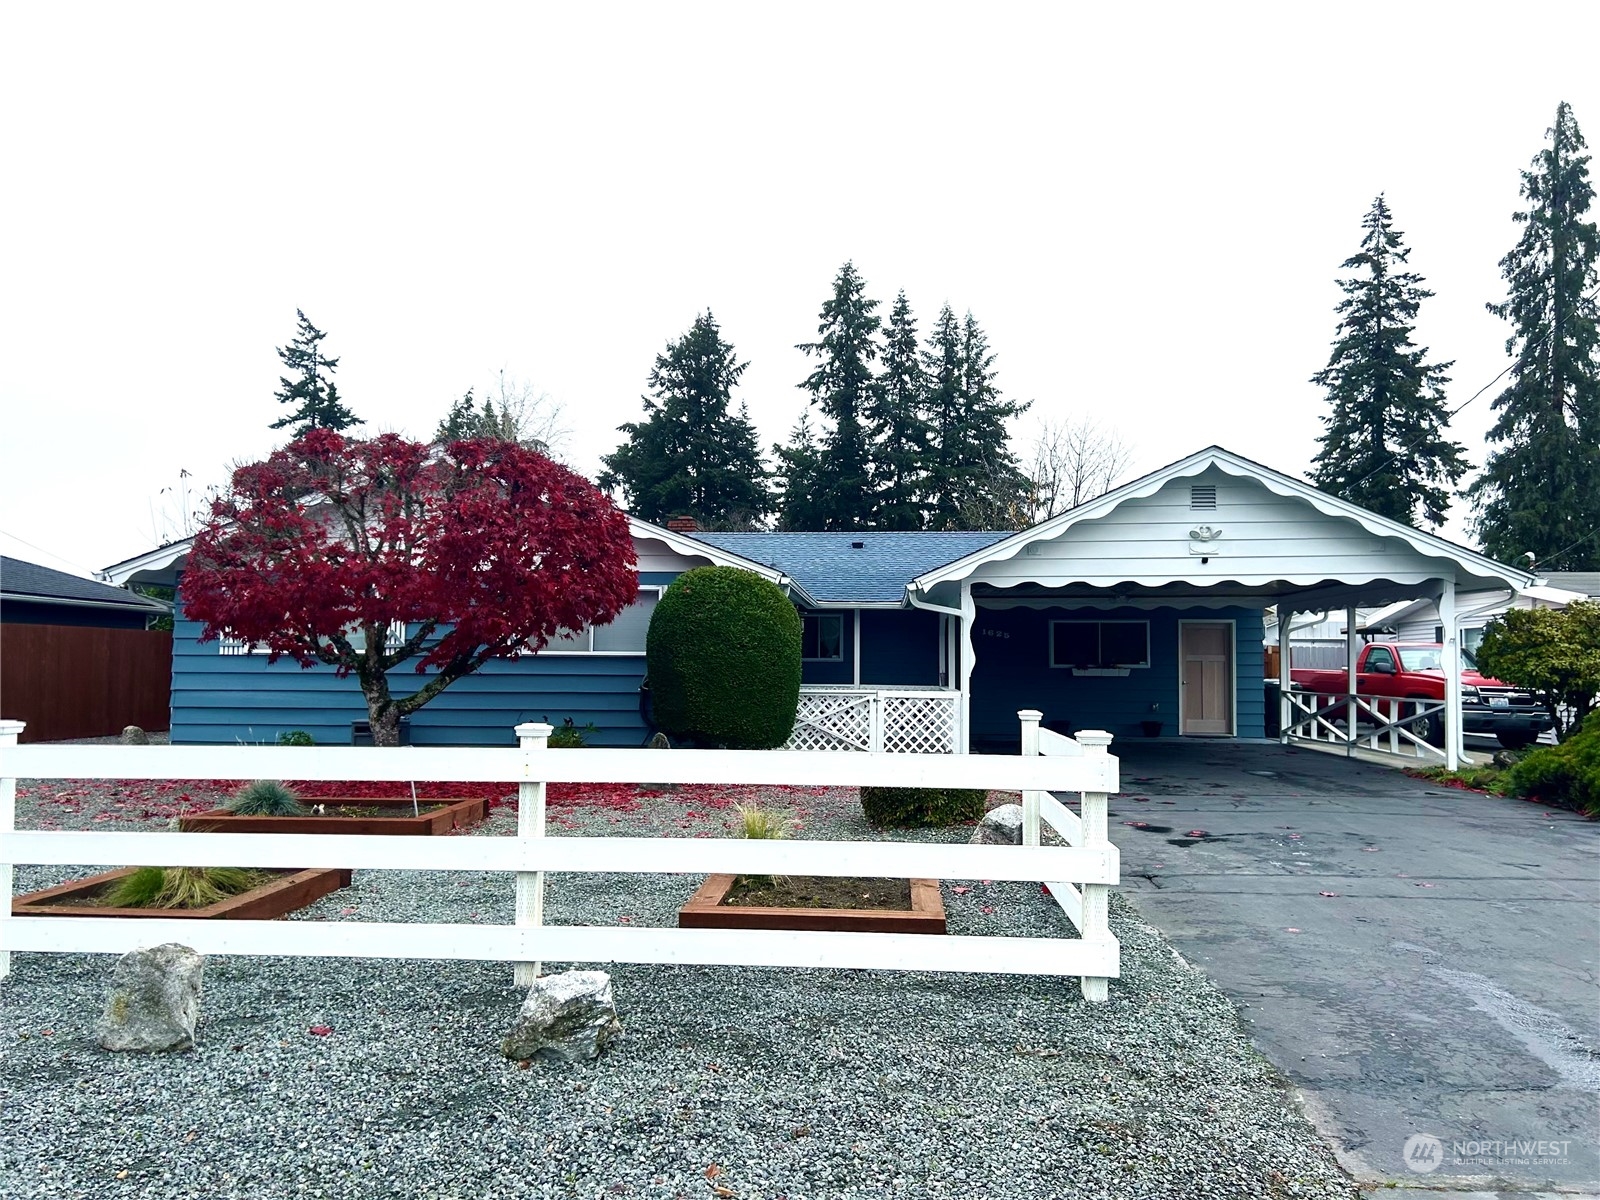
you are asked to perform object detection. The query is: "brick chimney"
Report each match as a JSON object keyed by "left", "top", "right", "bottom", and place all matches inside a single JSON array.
[{"left": 666, "top": 516, "right": 699, "bottom": 532}]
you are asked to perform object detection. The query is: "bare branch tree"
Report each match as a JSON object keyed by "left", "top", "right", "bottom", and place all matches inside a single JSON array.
[
  {"left": 488, "top": 369, "right": 570, "bottom": 459},
  {"left": 1027, "top": 416, "right": 1132, "bottom": 521}
]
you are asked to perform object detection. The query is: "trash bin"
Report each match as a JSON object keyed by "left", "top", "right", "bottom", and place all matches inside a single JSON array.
[
  {"left": 351, "top": 717, "right": 411, "bottom": 746},
  {"left": 1263, "top": 681, "right": 1282, "bottom": 738}
]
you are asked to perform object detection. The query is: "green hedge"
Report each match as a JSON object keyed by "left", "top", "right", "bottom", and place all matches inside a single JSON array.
[
  {"left": 646, "top": 566, "right": 801, "bottom": 749},
  {"left": 860, "top": 786, "right": 987, "bottom": 828},
  {"left": 1507, "top": 711, "right": 1600, "bottom": 817}
]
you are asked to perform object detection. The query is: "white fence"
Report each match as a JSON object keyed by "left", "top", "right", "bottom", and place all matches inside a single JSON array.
[
  {"left": 784, "top": 686, "right": 961, "bottom": 753},
  {"left": 0, "top": 716, "right": 1121, "bottom": 1002},
  {"left": 1282, "top": 688, "right": 1447, "bottom": 761}
]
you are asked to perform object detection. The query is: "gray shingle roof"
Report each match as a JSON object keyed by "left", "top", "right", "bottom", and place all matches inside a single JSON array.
[
  {"left": 1540, "top": 572, "right": 1600, "bottom": 598},
  {"left": 689, "top": 531, "right": 1012, "bottom": 604},
  {"left": 0, "top": 556, "right": 169, "bottom": 610}
]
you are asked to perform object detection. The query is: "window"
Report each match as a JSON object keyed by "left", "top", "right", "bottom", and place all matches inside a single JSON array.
[
  {"left": 540, "top": 588, "right": 661, "bottom": 654},
  {"left": 1049, "top": 620, "right": 1150, "bottom": 669},
  {"left": 1364, "top": 645, "right": 1395, "bottom": 673},
  {"left": 801, "top": 612, "right": 844, "bottom": 661}
]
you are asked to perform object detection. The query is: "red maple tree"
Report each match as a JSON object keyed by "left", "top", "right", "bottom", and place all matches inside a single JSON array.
[{"left": 180, "top": 429, "right": 638, "bottom": 744}]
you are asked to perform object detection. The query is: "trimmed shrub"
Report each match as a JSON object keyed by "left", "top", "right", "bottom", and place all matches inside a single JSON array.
[
  {"left": 860, "top": 786, "right": 987, "bottom": 828},
  {"left": 276, "top": 730, "right": 315, "bottom": 746},
  {"left": 1506, "top": 712, "right": 1600, "bottom": 817},
  {"left": 546, "top": 718, "right": 598, "bottom": 748},
  {"left": 646, "top": 566, "right": 801, "bottom": 749},
  {"left": 226, "top": 779, "right": 305, "bottom": 816}
]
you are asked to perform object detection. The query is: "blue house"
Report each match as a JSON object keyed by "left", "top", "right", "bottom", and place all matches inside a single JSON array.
[{"left": 101, "top": 447, "right": 1533, "bottom": 755}]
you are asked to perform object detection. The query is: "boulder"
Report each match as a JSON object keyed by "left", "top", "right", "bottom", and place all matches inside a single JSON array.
[
  {"left": 969, "top": 802, "right": 1025, "bottom": 845},
  {"left": 96, "top": 943, "right": 204, "bottom": 1052},
  {"left": 501, "top": 970, "right": 622, "bottom": 1063},
  {"left": 119, "top": 725, "right": 149, "bottom": 745},
  {"left": 648, "top": 732, "right": 671, "bottom": 749}
]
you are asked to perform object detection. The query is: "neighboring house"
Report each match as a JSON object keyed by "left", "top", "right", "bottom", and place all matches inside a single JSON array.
[
  {"left": 102, "top": 446, "right": 1535, "bottom": 752},
  {"left": 0, "top": 555, "right": 169, "bottom": 628},
  {"left": 1360, "top": 582, "right": 1591, "bottom": 658}
]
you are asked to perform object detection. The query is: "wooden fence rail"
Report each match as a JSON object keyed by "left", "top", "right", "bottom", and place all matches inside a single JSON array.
[{"left": 0, "top": 716, "right": 1122, "bottom": 1000}]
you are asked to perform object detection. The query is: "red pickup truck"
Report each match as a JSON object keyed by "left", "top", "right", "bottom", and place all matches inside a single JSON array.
[{"left": 1290, "top": 641, "right": 1551, "bottom": 749}]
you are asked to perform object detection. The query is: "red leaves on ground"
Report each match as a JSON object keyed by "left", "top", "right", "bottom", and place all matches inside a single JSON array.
[
  {"left": 951, "top": 886, "right": 971, "bottom": 895},
  {"left": 1185, "top": 830, "right": 1208, "bottom": 838},
  {"left": 308, "top": 1025, "right": 332, "bottom": 1037}
]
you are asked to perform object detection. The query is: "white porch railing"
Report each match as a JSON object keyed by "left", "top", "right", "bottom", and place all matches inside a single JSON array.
[
  {"left": 1283, "top": 689, "right": 1448, "bottom": 761},
  {"left": 0, "top": 717, "right": 1122, "bottom": 1001},
  {"left": 785, "top": 686, "right": 961, "bottom": 753}
]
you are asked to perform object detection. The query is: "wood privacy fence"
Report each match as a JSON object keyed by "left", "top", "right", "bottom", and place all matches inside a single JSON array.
[
  {"left": 0, "top": 624, "right": 171, "bottom": 742},
  {"left": 0, "top": 716, "right": 1122, "bottom": 1001}
]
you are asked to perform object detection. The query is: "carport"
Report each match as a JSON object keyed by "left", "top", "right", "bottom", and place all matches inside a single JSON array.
[{"left": 906, "top": 447, "right": 1535, "bottom": 767}]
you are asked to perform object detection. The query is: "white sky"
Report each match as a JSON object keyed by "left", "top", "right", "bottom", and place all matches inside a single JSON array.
[{"left": 2, "top": 2, "right": 1597, "bottom": 579}]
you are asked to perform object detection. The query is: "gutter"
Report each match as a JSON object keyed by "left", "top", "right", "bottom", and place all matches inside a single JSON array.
[
  {"left": 905, "top": 586, "right": 963, "bottom": 619},
  {"left": 1, "top": 592, "right": 171, "bottom": 614}
]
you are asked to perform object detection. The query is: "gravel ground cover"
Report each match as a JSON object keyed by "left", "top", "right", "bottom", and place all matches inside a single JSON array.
[{"left": 1, "top": 766, "right": 1358, "bottom": 1200}]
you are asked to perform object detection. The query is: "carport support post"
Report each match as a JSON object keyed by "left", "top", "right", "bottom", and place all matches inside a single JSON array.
[
  {"left": 1018, "top": 709, "right": 1042, "bottom": 847},
  {"left": 1440, "top": 581, "right": 1461, "bottom": 771},
  {"left": 513, "top": 721, "right": 552, "bottom": 986},
  {"left": 959, "top": 582, "right": 976, "bottom": 753},
  {"left": 1345, "top": 606, "right": 1360, "bottom": 756},
  {"left": 1277, "top": 607, "right": 1292, "bottom": 743},
  {"left": 1076, "top": 731, "right": 1114, "bottom": 1003},
  {"left": 0, "top": 720, "right": 23, "bottom": 981}
]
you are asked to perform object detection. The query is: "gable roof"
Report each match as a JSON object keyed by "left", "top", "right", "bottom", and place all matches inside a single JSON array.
[
  {"left": 908, "top": 445, "right": 1538, "bottom": 596},
  {"left": 692, "top": 531, "right": 1010, "bottom": 604},
  {"left": 1540, "top": 571, "right": 1600, "bottom": 598},
  {"left": 1, "top": 556, "right": 170, "bottom": 612}
]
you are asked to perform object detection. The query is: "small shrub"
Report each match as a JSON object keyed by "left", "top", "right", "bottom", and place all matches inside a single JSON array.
[
  {"left": 276, "top": 730, "right": 316, "bottom": 746},
  {"left": 105, "top": 866, "right": 262, "bottom": 909},
  {"left": 226, "top": 779, "right": 305, "bottom": 816},
  {"left": 546, "top": 718, "right": 598, "bottom": 748},
  {"left": 1506, "top": 712, "right": 1600, "bottom": 817},
  {"left": 860, "top": 786, "right": 987, "bottom": 829},
  {"left": 646, "top": 566, "right": 802, "bottom": 749},
  {"left": 731, "top": 804, "right": 787, "bottom": 889}
]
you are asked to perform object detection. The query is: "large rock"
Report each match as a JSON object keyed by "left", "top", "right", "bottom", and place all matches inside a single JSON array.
[
  {"left": 96, "top": 943, "right": 204, "bottom": 1052},
  {"left": 501, "top": 970, "right": 622, "bottom": 1063},
  {"left": 119, "top": 725, "right": 149, "bottom": 745},
  {"left": 970, "top": 802, "right": 1025, "bottom": 845}
]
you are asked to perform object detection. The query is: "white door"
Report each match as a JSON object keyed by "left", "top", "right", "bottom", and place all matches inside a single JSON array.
[{"left": 1180, "top": 623, "right": 1233, "bottom": 736}]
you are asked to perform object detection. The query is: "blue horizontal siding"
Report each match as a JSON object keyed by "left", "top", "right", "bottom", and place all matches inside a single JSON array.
[
  {"left": 970, "top": 605, "right": 1265, "bottom": 750},
  {"left": 860, "top": 609, "right": 940, "bottom": 686}
]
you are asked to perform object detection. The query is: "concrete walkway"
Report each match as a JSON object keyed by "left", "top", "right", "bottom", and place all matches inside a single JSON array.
[{"left": 1099, "top": 741, "right": 1599, "bottom": 1195}]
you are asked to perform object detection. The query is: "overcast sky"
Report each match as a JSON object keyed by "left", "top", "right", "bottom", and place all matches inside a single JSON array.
[{"left": 2, "top": 3, "right": 1597, "bottom": 579}]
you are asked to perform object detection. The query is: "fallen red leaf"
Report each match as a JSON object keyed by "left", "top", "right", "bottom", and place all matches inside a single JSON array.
[
  {"left": 308, "top": 1025, "right": 332, "bottom": 1037},
  {"left": 705, "top": 1164, "right": 721, "bottom": 1180},
  {"left": 1186, "top": 830, "right": 1208, "bottom": 837},
  {"left": 1318, "top": 891, "right": 1340, "bottom": 898},
  {"left": 951, "top": 885, "right": 971, "bottom": 895},
  {"left": 980, "top": 905, "right": 995, "bottom": 914}
]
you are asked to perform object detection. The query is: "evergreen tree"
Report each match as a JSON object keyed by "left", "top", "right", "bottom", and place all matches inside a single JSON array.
[
  {"left": 773, "top": 412, "right": 829, "bottom": 531},
  {"left": 869, "top": 290, "right": 931, "bottom": 529},
  {"left": 796, "top": 262, "right": 881, "bottom": 529},
  {"left": 922, "top": 306, "right": 1028, "bottom": 528},
  {"left": 599, "top": 311, "right": 770, "bottom": 527},
  {"left": 435, "top": 389, "right": 487, "bottom": 443},
  {"left": 270, "top": 309, "right": 362, "bottom": 436},
  {"left": 1307, "top": 195, "right": 1468, "bottom": 527},
  {"left": 1470, "top": 102, "right": 1600, "bottom": 569}
]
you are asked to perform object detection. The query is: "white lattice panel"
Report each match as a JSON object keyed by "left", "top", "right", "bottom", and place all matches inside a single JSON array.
[
  {"left": 786, "top": 692, "right": 874, "bottom": 751},
  {"left": 881, "top": 692, "right": 959, "bottom": 754}
]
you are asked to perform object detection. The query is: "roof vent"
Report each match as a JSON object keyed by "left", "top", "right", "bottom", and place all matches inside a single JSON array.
[
  {"left": 850, "top": 540, "right": 865, "bottom": 549},
  {"left": 1190, "top": 484, "right": 1217, "bottom": 510}
]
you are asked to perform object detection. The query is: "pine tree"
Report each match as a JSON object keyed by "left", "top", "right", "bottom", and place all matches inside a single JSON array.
[
  {"left": 773, "top": 412, "right": 829, "bottom": 531},
  {"left": 599, "top": 311, "right": 770, "bottom": 527},
  {"left": 270, "top": 310, "right": 362, "bottom": 435},
  {"left": 1470, "top": 103, "right": 1600, "bottom": 569},
  {"left": 1307, "top": 195, "right": 1468, "bottom": 527},
  {"left": 922, "top": 307, "right": 1028, "bottom": 528},
  {"left": 796, "top": 262, "right": 882, "bottom": 529},
  {"left": 869, "top": 290, "right": 931, "bottom": 529}
]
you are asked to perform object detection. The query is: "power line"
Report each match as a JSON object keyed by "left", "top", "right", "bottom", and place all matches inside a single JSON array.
[{"left": 0, "top": 528, "right": 104, "bottom": 579}]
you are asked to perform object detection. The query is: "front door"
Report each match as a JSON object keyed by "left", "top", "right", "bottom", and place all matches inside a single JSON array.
[{"left": 1180, "top": 622, "right": 1234, "bottom": 736}]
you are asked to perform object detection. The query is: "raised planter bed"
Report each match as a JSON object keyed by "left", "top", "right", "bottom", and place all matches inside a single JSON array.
[
  {"left": 679, "top": 874, "right": 946, "bottom": 935},
  {"left": 12, "top": 867, "right": 352, "bottom": 920},
  {"left": 178, "top": 796, "right": 488, "bottom": 836}
]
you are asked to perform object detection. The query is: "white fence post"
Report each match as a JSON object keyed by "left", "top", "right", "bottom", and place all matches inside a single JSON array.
[
  {"left": 0, "top": 720, "right": 23, "bottom": 981},
  {"left": 513, "top": 722, "right": 552, "bottom": 987},
  {"left": 1075, "top": 730, "right": 1114, "bottom": 1003},
  {"left": 1017, "top": 709, "right": 1042, "bottom": 847}
]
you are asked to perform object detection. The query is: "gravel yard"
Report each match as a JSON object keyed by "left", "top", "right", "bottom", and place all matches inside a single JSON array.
[{"left": 0, "top": 770, "right": 1358, "bottom": 1200}]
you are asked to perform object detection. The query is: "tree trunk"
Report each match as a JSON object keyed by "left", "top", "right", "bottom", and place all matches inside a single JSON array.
[{"left": 361, "top": 673, "right": 403, "bottom": 747}]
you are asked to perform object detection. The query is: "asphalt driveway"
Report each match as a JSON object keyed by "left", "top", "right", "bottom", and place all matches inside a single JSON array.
[{"left": 1099, "top": 741, "right": 1599, "bottom": 1193}]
